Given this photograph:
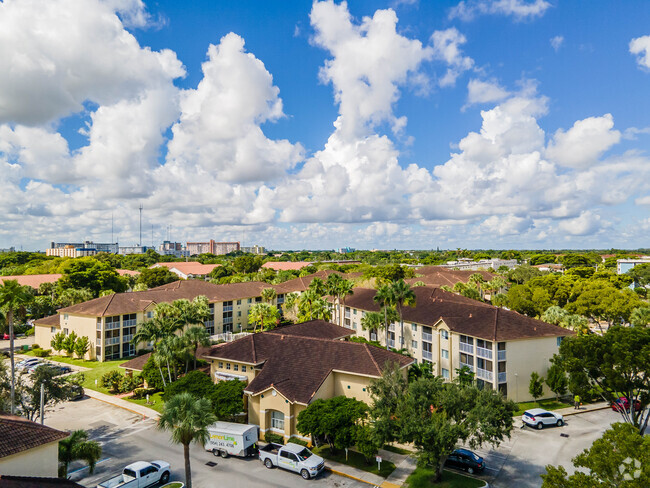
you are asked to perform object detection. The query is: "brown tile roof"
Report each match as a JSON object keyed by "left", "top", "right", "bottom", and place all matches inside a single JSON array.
[
  {"left": 120, "top": 345, "right": 213, "bottom": 372},
  {"left": 408, "top": 267, "right": 495, "bottom": 287},
  {"left": 0, "top": 274, "right": 61, "bottom": 289},
  {"left": 0, "top": 477, "right": 84, "bottom": 488},
  {"left": 56, "top": 280, "right": 268, "bottom": 317},
  {"left": 152, "top": 262, "right": 221, "bottom": 276},
  {"left": 203, "top": 322, "right": 412, "bottom": 403},
  {"left": 33, "top": 314, "right": 60, "bottom": 326},
  {"left": 343, "top": 286, "right": 573, "bottom": 342},
  {"left": 262, "top": 262, "right": 313, "bottom": 271},
  {"left": 0, "top": 415, "right": 68, "bottom": 459},
  {"left": 266, "top": 320, "right": 355, "bottom": 340},
  {"left": 273, "top": 270, "right": 363, "bottom": 294}
]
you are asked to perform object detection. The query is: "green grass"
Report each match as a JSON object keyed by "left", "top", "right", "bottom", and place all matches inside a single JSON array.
[
  {"left": 382, "top": 444, "right": 414, "bottom": 455},
  {"left": 126, "top": 391, "right": 165, "bottom": 414},
  {"left": 514, "top": 399, "right": 572, "bottom": 416},
  {"left": 312, "top": 445, "right": 396, "bottom": 478},
  {"left": 406, "top": 467, "right": 485, "bottom": 488},
  {"left": 160, "top": 483, "right": 183, "bottom": 488}
]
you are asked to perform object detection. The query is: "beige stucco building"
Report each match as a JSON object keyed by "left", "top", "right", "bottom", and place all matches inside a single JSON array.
[
  {"left": 203, "top": 321, "right": 412, "bottom": 443},
  {"left": 331, "top": 286, "right": 573, "bottom": 402}
]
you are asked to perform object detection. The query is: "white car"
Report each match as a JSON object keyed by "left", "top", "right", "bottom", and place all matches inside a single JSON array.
[
  {"left": 522, "top": 408, "right": 564, "bottom": 429},
  {"left": 16, "top": 358, "right": 42, "bottom": 372}
]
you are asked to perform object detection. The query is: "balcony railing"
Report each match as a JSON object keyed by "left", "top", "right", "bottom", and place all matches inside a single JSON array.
[
  {"left": 210, "top": 332, "right": 252, "bottom": 343},
  {"left": 105, "top": 322, "right": 120, "bottom": 330},
  {"left": 422, "top": 350, "right": 433, "bottom": 361},
  {"left": 422, "top": 332, "right": 433, "bottom": 342},
  {"left": 345, "top": 311, "right": 351, "bottom": 318},
  {"left": 476, "top": 368, "right": 493, "bottom": 382},
  {"left": 370, "top": 333, "right": 377, "bottom": 342},
  {"left": 388, "top": 339, "right": 395, "bottom": 348},
  {"left": 498, "top": 350, "right": 506, "bottom": 361},
  {"left": 105, "top": 337, "right": 120, "bottom": 345},
  {"left": 223, "top": 305, "right": 233, "bottom": 312},
  {"left": 96, "top": 338, "right": 101, "bottom": 346},
  {"left": 459, "top": 362, "right": 474, "bottom": 372},
  {"left": 476, "top": 347, "right": 493, "bottom": 360},
  {"left": 123, "top": 319, "right": 137, "bottom": 327},
  {"left": 96, "top": 322, "right": 102, "bottom": 330},
  {"left": 459, "top": 342, "right": 474, "bottom": 354},
  {"left": 498, "top": 372, "right": 507, "bottom": 383},
  {"left": 204, "top": 320, "right": 215, "bottom": 328},
  {"left": 223, "top": 317, "right": 234, "bottom": 325},
  {"left": 388, "top": 324, "right": 396, "bottom": 332},
  {"left": 122, "top": 334, "right": 133, "bottom": 343}
]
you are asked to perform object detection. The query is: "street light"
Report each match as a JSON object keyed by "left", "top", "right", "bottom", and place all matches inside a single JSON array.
[{"left": 514, "top": 373, "right": 519, "bottom": 403}]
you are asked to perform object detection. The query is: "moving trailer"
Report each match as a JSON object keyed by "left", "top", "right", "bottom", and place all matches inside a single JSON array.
[{"left": 206, "top": 421, "right": 259, "bottom": 458}]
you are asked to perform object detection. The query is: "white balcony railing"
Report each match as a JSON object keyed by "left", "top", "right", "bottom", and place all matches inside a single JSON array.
[
  {"left": 476, "top": 368, "right": 493, "bottom": 382},
  {"left": 388, "top": 339, "right": 395, "bottom": 348},
  {"left": 122, "top": 334, "right": 133, "bottom": 343},
  {"left": 422, "top": 350, "right": 433, "bottom": 361},
  {"left": 223, "top": 305, "right": 233, "bottom": 312},
  {"left": 105, "top": 322, "right": 120, "bottom": 330},
  {"left": 211, "top": 332, "right": 252, "bottom": 343},
  {"left": 498, "top": 372, "right": 507, "bottom": 383},
  {"left": 223, "top": 316, "right": 233, "bottom": 324},
  {"left": 123, "top": 319, "right": 137, "bottom": 327},
  {"left": 476, "top": 347, "right": 493, "bottom": 360},
  {"left": 105, "top": 337, "right": 120, "bottom": 345},
  {"left": 96, "top": 322, "right": 102, "bottom": 330},
  {"left": 459, "top": 342, "right": 474, "bottom": 354},
  {"left": 459, "top": 362, "right": 474, "bottom": 372},
  {"left": 388, "top": 324, "right": 396, "bottom": 332},
  {"left": 204, "top": 320, "right": 215, "bottom": 328},
  {"left": 498, "top": 350, "right": 506, "bottom": 361},
  {"left": 96, "top": 338, "right": 101, "bottom": 346},
  {"left": 422, "top": 332, "right": 433, "bottom": 343}
]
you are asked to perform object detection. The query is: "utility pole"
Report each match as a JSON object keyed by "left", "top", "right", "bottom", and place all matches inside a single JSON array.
[
  {"left": 40, "top": 383, "right": 45, "bottom": 425},
  {"left": 139, "top": 204, "right": 143, "bottom": 247}
]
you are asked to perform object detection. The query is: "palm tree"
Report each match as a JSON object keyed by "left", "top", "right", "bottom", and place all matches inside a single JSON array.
[
  {"left": 361, "top": 311, "right": 383, "bottom": 346},
  {"left": 561, "top": 314, "right": 590, "bottom": 335},
  {"left": 308, "top": 277, "right": 326, "bottom": 296},
  {"left": 248, "top": 303, "right": 279, "bottom": 332},
  {"left": 183, "top": 325, "right": 211, "bottom": 371},
  {"left": 325, "top": 274, "right": 344, "bottom": 323},
  {"left": 58, "top": 430, "right": 102, "bottom": 478},
  {"left": 282, "top": 292, "right": 300, "bottom": 323},
  {"left": 541, "top": 305, "right": 568, "bottom": 325},
  {"left": 630, "top": 306, "right": 650, "bottom": 327},
  {"left": 334, "top": 279, "right": 354, "bottom": 328},
  {"left": 298, "top": 288, "right": 321, "bottom": 321},
  {"left": 172, "top": 296, "right": 211, "bottom": 333},
  {"left": 158, "top": 393, "right": 217, "bottom": 488},
  {"left": 307, "top": 297, "right": 332, "bottom": 322},
  {"left": 490, "top": 276, "right": 508, "bottom": 294},
  {"left": 390, "top": 280, "right": 416, "bottom": 350},
  {"left": 131, "top": 317, "right": 171, "bottom": 387},
  {"left": 468, "top": 273, "right": 486, "bottom": 299},
  {"left": 374, "top": 284, "right": 395, "bottom": 345},
  {"left": 261, "top": 288, "right": 277, "bottom": 304},
  {"left": 0, "top": 280, "right": 33, "bottom": 414}
]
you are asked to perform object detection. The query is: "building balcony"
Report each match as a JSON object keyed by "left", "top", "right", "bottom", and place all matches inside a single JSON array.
[
  {"left": 96, "top": 323, "right": 102, "bottom": 331},
  {"left": 476, "top": 347, "right": 493, "bottom": 360},
  {"left": 459, "top": 342, "right": 474, "bottom": 354},
  {"left": 223, "top": 317, "right": 234, "bottom": 325},
  {"left": 223, "top": 305, "right": 233, "bottom": 312},
  {"left": 422, "top": 332, "right": 433, "bottom": 342},
  {"left": 388, "top": 324, "right": 396, "bottom": 332},
  {"left": 422, "top": 350, "right": 433, "bottom": 361},
  {"left": 459, "top": 362, "right": 474, "bottom": 372},
  {"left": 476, "top": 368, "right": 493, "bottom": 382},
  {"left": 123, "top": 319, "right": 137, "bottom": 327},
  {"left": 388, "top": 339, "right": 395, "bottom": 348},
  {"left": 96, "top": 338, "right": 101, "bottom": 346},
  {"left": 105, "top": 322, "right": 120, "bottom": 330},
  {"left": 344, "top": 311, "right": 351, "bottom": 318},
  {"left": 122, "top": 334, "right": 133, "bottom": 343},
  {"left": 105, "top": 337, "right": 120, "bottom": 345},
  {"left": 204, "top": 320, "right": 215, "bottom": 328},
  {"left": 498, "top": 350, "right": 506, "bottom": 361},
  {"left": 498, "top": 372, "right": 507, "bottom": 383}
]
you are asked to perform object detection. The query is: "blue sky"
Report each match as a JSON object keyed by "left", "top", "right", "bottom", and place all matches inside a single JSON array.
[{"left": 1, "top": 0, "right": 650, "bottom": 251}]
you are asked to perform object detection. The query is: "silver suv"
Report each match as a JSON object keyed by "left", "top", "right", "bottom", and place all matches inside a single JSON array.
[{"left": 522, "top": 408, "right": 564, "bottom": 429}]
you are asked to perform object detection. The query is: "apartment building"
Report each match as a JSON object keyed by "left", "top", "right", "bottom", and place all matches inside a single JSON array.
[
  {"left": 202, "top": 320, "right": 412, "bottom": 444},
  {"left": 34, "top": 280, "right": 272, "bottom": 361},
  {"left": 334, "top": 286, "right": 573, "bottom": 402},
  {"left": 46, "top": 241, "right": 118, "bottom": 257},
  {"left": 186, "top": 240, "right": 240, "bottom": 256},
  {"left": 158, "top": 241, "right": 190, "bottom": 258}
]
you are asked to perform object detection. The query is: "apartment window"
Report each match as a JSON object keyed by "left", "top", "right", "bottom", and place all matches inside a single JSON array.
[
  {"left": 122, "top": 313, "right": 136, "bottom": 327},
  {"left": 247, "top": 298, "right": 252, "bottom": 304},
  {"left": 237, "top": 311, "right": 242, "bottom": 317},
  {"left": 441, "top": 349, "right": 449, "bottom": 360},
  {"left": 411, "top": 323, "right": 417, "bottom": 332},
  {"left": 255, "top": 297, "right": 262, "bottom": 302},
  {"left": 477, "top": 339, "right": 492, "bottom": 349},
  {"left": 557, "top": 337, "right": 563, "bottom": 347},
  {"left": 218, "top": 362, "right": 223, "bottom": 368},
  {"left": 237, "top": 299, "right": 242, "bottom": 305},
  {"left": 441, "top": 368, "right": 450, "bottom": 379},
  {"left": 460, "top": 353, "right": 474, "bottom": 366},
  {"left": 477, "top": 358, "right": 493, "bottom": 371},
  {"left": 226, "top": 363, "right": 231, "bottom": 370},
  {"left": 63, "top": 328, "right": 69, "bottom": 335},
  {"left": 50, "top": 327, "right": 57, "bottom": 333},
  {"left": 271, "top": 411, "right": 284, "bottom": 430},
  {"left": 460, "top": 335, "right": 473, "bottom": 345},
  {"left": 412, "top": 340, "right": 418, "bottom": 349},
  {"left": 440, "top": 329, "right": 449, "bottom": 340},
  {"left": 146, "top": 311, "right": 153, "bottom": 319},
  {"left": 242, "top": 365, "right": 247, "bottom": 372},
  {"left": 353, "top": 309, "right": 357, "bottom": 315},
  {"left": 234, "top": 364, "right": 239, "bottom": 371},
  {"left": 63, "top": 314, "right": 69, "bottom": 320}
]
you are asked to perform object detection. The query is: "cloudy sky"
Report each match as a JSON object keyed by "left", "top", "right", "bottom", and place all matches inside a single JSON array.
[{"left": 1, "top": 0, "right": 650, "bottom": 251}]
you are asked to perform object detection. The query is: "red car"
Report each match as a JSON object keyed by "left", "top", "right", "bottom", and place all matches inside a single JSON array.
[
  {"left": 611, "top": 397, "right": 641, "bottom": 412},
  {"left": 2, "top": 333, "right": 15, "bottom": 340}
]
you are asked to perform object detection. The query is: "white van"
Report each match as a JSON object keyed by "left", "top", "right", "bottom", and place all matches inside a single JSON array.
[{"left": 205, "top": 422, "right": 259, "bottom": 458}]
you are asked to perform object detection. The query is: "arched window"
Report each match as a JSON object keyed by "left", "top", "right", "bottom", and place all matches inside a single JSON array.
[{"left": 270, "top": 410, "right": 284, "bottom": 431}]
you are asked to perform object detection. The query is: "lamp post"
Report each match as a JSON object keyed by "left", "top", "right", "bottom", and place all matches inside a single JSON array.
[{"left": 514, "top": 373, "right": 519, "bottom": 403}]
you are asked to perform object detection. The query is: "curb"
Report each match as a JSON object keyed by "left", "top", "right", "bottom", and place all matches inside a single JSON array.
[
  {"left": 561, "top": 405, "right": 610, "bottom": 417},
  {"left": 84, "top": 390, "right": 160, "bottom": 420},
  {"left": 325, "top": 467, "right": 381, "bottom": 487}
]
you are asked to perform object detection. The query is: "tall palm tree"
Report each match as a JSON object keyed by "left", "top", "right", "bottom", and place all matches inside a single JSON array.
[
  {"left": 158, "top": 393, "right": 216, "bottom": 488},
  {"left": 468, "top": 273, "right": 486, "bottom": 299},
  {"left": 248, "top": 303, "right": 279, "bottom": 332},
  {"left": 325, "top": 273, "right": 344, "bottom": 323},
  {"left": 298, "top": 288, "right": 321, "bottom": 321},
  {"left": 0, "top": 280, "right": 33, "bottom": 414},
  {"left": 360, "top": 311, "right": 383, "bottom": 346},
  {"left": 172, "top": 296, "right": 211, "bottom": 333},
  {"left": 261, "top": 287, "right": 277, "bottom": 304},
  {"left": 630, "top": 306, "right": 650, "bottom": 327},
  {"left": 58, "top": 430, "right": 102, "bottom": 478},
  {"left": 390, "top": 280, "right": 416, "bottom": 350},
  {"left": 309, "top": 277, "right": 326, "bottom": 296},
  {"left": 131, "top": 317, "right": 171, "bottom": 387},
  {"left": 183, "top": 325, "right": 211, "bottom": 371},
  {"left": 374, "top": 284, "right": 395, "bottom": 346},
  {"left": 335, "top": 280, "right": 354, "bottom": 328}
]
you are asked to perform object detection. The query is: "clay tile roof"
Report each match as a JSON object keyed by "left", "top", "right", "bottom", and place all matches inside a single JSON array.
[
  {"left": 0, "top": 415, "right": 69, "bottom": 459},
  {"left": 116, "top": 269, "right": 140, "bottom": 276},
  {"left": 266, "top": 320, "right": 355, "bottom": 340},
  {"left": 407, "top": 267, "right": 495, "bottom": 287},
  {"left": 273, "top": 270, "right": 362, "bottom": 294},
  {"left": 120, "top": 346, "right": 212, "bottom": 372},
  {"left": 34, "top": 314, "right": 60, "bottom": 327},
  {"left": 0, "top": 477, "right": 84, "bottom": 488},
  {"left": 262, "top": 262, "right": 313, "bottom": 271},
  {"left": 0, "top": 274, "right": 61, "bottom": 289},
  {"left": 343, "top": 286, "right": 573, "bottom": 342},
  {"left": 203, "top": 321, "right": 412, "bottom": 404},
  {"left": 152, "top": 262, "right": 221, "bottom": 276}
]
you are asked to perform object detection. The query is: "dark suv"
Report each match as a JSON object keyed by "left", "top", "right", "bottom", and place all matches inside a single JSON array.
[{"left": 445, "top": 448, "right": 485, "bottom": 474}]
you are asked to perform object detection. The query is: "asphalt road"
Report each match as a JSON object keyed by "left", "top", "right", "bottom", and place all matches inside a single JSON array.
[{"left": 44, "top": 397, "right": 370, "bottom": 488}]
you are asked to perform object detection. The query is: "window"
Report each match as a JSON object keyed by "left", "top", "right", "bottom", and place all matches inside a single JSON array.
[
  {"left": 146, "top": 311, "right": 153, "bottom": 319},
  {"left": 460, "top": 353, "right": 473, "bottom": 366},
  {"left": 237, "top": 299, "right": 241, "bottom": 305},
  {"left": 557, "top": 337, "right": 563, "bottom": 347},
  {"left": 477, "top": 339, "right": 492, "bottom": 349},
  {"left": 234, "top": 364, "right": 239, "bottom": 371},
  {"left": 237, "top": 311, "right": 242, "bottom": 317},
  {"left": 63, "top": 314, "right": 69, "bottom": 320},
  {"left": 271, "top": 411, "right": 284, "bottom": 430},
  {"left": 50, "top": 327, "right": 57, "bottom": 333},
  {"left": 411, "top": 323, "right": 417, "bottom": 332},
  {"left": 460, "top": 335, "right": 473, "bottom": 345},
  {"left": 440, "top": 329, "right": 449, "bottom": 340},
  {"left": 353, "top": 309, "right": 357, "bottom": 315},
  {"left": 441, "top": 368, "right": 450, "bottom": 379},
  {"left": 226, "top": 363, "right": 231, "bottom": 370},
  {"left": 63, "top": 328, "right": 69, "bottom": 335},
  {"left": 247, "top": 298, "right": 252, "bottom": 304},
  {"left": 242, "top": 365, "right": 247, "bottom": 372},
  {"left": 412, "top": 340, "right": 417, "bottom": 349},
  {"left": 218, "top": 362, "right": 223, "bottom": 368},
  {"left": 441, "top": 349, "right": 449, "bottom": 359}
]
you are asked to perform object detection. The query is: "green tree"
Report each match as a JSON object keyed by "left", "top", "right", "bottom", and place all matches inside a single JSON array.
[
  {"left": 232, "top": 255, "right": 262, "bottom": 274},
  {"left": 281, "top": 292, "right": 300, "bottom": 323},
  {"left": 261, "top": 287, "right": 277, "bottom": 304},
  {"left": 0, "top": 279, "right": 34, "bottom": 414},
  {"left": 248, "top": 302, "right": 280, "bottom": 332},
  {"left": 58, "top": 288, "right": 94, "bottom": 307},
  {"left": 211, "top": 379, "right": 246, "bottom": 420},
  {"left": 454, "top": 365, "right": 475, "bottom": 387},
  {"left": 529, "top": 254, "right": 557, "bottom": 266},
  {"left": 529, "top": 372, "right": 544, "bottom": 402},
  {"left": 545, "top": 362, "right": 568, "bottom": 400},
  {"left": 368, "top": 362, "right": 408, "bottom": 447},
  {"left": 308, "top": 277, "right": 326, "bottom": 296},
  {"left": 58, "top": 430, "right": 102, "bottom": 479},
  {"left": 508, "top": 265, "right": 542, "bottom": 284},
  {"left": 390, "top": 280, "right": 416, "bottom": 350},
  {"left": 183, "top": 325, "right": 211, "bottom": 370},
  {"left": 74, "top": 336, "right": 90, "bottom": 359},
  {"left": 136, "top": 267, "right": 178, "bottom": 288},
  {"left": 541, "top": 423, "right": 650, "bottom": 488},
  {"left": 62, "top": 331, "right": 78, "bottom": 357},
  {"left": 374, "top": 285, "right": 396, "bottom": 346},
  {"left": 16, "top": 365, "right": 70, "bottom": 421},
  {"left": 101, "top": 370, "right": 125, "bottom": 393},
  {"left": 131, "top": 316, "right": 175, "bottom": 387},
  {"left": 626, "top": 263, "right": 650, "bottom": 287},
  {"left": 158, "top": 392, "right": 217, "bottom": 488},
  {"left": 630, "top": 306, "right": 650, "bottom": 327},
  {"left": 555, "top": 326, "right": 650, "bottom": 433},
  {"left": 57, "top": 258, "right": 127, "bottom": 296},
  {"left": 50, "top": 332, "right": 66, "bottom": 354},
  {"left": 541, "top": 305, "right": 569, "bottom": 325}
]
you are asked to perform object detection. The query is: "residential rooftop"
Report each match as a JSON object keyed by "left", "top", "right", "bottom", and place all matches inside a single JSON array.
[{"left": 0, "top": 414, "right": 69, "bottom": 460}]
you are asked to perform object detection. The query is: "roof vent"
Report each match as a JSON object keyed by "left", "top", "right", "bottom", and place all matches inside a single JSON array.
[{"left": 469, "top": 313, "right": 472, "bottom": 318}]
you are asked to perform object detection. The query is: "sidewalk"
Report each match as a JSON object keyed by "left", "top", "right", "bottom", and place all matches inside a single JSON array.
[
  {"left": 84, "top": 388, "right": 161, "bottom": 420},
  {"left": 325, "top": 447, "right": 417, "bottom": 488}
]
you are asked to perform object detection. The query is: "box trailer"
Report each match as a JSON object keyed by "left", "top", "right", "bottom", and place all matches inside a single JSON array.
[{"left": 205, "top": 421, "right": 258, "bottom": 458}]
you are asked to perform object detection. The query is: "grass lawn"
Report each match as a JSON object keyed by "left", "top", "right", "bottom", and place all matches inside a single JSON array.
[
  {"left": 514, "top": 399, "right": 572, "bottom": 416},
  {"left": 382, "top": 444, "right": 414, "bottom": 455},
  {"left": 406, "top": 467, "right": 485, "bottom": 488},
  {"left": 126, "top": 391, "right": 165, "bottom": 414},
  {"left": 311, "top": 445, "right": 396, "bottom": 478}
]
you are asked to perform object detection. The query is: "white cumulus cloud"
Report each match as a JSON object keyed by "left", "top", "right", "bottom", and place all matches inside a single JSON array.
[
  {"left": 550, "top": 35, "right": 564, "bottom": 51},
  {"left": 431, "top": 28, "right": 474, "bottom": 87},
  {"left": 449, "top": 0, "right": 551, "bottom": 22},
  {"left": 630, "top": 35, "right": 650, "bottom": 69},
  {"left": 465, "top": 79, "right": 510, "bottom": 107}
]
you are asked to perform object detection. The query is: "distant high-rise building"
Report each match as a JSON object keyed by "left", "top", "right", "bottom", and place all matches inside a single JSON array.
[
  {"left": 186, "top": 240, "right": 240, "bottom": 256},
  {"left": 241, "top": 245, "right": 266, "bottom": 255},
  {"left": 158, "top": 241, "right": 189, "bottom": 258},
  {"left": 118, "top": 245, "right": 151, "bottom": 255},
  {"left": 47, "top": 241, "right": 118, "bottom": 257}
]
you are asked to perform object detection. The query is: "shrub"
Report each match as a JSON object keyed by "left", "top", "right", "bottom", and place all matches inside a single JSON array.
[
  {"left": 25, "top": 327, "right": 35, "bottom": 337},
  {"left": 141, "top": 356, "right": 165, "bottom": 391},
  {"left": 132, "top": 387, "right": 157, "bottom": 400},
  {"left": 264, "top": 432, "right": 284, "bottom": 445},
  {"left": 101, "top": 370, "right": 125, "bottom": 393},
  {"left": 32, "top": 344, "right": 41, "bottom": 350},
  {"left": 51, "top": 332, "right": 65, "bottom": 354},
  {"left": 74, "top": 336, "right": 90, "bottom": 359},
  {"left": 288, "top": 437, "right": 308, "bottom": 447},
  {"left": 120, "top": 375, "right": 141, "bottom": 393},
  {"left": 33, "top": 348, "right": 51, "bottom": 358},
  {"left": 62, "top": 331, "right": 78, "bottom": 356},
  {"left": 163, "top": 370, "right": 214, "bottom": 401}
]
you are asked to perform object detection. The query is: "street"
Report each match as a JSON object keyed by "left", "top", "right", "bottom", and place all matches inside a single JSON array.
[{"left": 44, "top": 397, "right": 369, "bottom": 488}]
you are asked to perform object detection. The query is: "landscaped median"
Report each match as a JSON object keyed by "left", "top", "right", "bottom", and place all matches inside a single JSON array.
[
  {"left": 312, "top": 445, "right": 396, "bottom": 478},
  {"left": 405, "top": 467, "right": 487, "bottom": 488}
]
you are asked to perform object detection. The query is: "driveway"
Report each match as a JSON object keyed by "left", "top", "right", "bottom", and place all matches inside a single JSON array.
[{"left": 44, "top": 397, "right": 370, "bottom": 488}]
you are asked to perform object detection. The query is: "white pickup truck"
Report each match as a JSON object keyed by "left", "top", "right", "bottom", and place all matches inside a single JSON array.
[
  {"left": 97, "top": 461, "right": 171, "bottom": 488},
  {"left": 259, "top": 442, "right": 325, "bottom": 480}
]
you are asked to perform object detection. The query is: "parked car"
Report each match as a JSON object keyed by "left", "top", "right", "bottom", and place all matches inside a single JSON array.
[
  {"left": 16, "top": 358, "right": 42, "bottom": 372},
  {"left": 522, "top": 408, "right": 564, "bottom": 429},
  {"left": 50, "top": 364, "right": 72, "bottom": 376},
  {"left": 611, "top": 397, "right": 641, "bottom": 413},
  {"left": 259, "top": 443, "right": 325, "bottom": 480},
  {"left": 97, "top": 460, "right": 171, "bottom": 488},
  {"left": 445, "top": 448, "right": 485, "bottom": 474},
  {"left": 205, "top": 421, "right": 258, "bottom": 458},
  {"left": 2, "top": 333, "right": 15, "bottom": 340},
  {"left": 69, "top": 385, "right": 85, "bottom": 401}
]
